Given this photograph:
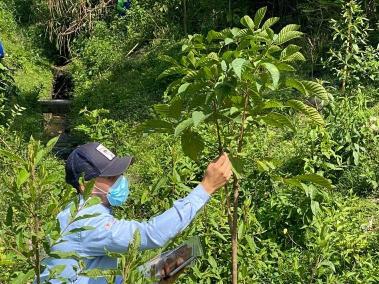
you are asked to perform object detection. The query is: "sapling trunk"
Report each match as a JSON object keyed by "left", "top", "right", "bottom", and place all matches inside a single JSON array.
[
  {"left": 212, "top": 100, "right": 233, "bottom": 229},
  {"left": 30, "top": 169, "right": 41, "bottom": 284},
  {"left": 231, "top": 91, "right": 250, "bottom": 284},
  {"left": 33, "top": 221, "right": 41, "bottom": 284},
  {"left": 213, "top": 90, "right": 249, "bottom": 284}
]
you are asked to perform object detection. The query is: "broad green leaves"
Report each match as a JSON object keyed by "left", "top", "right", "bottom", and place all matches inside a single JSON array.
[
  {"left": 276, "top": 24, "right": 303, "bottom": 45},
  {"left": 181, "top": 131, "right": 204, "bottom": 161},
  {"left": 175, "top": 118, "right": 194, "bottom": 137},
  {"left": 152, "top": 9, "right": 329, "bottom": 163},
  {"left": 231, "top": 58, "right": 248, "bottom": 79},
  {"left": 261, "top": 63, "right": 280, "bottom": 88},
  {"left": 261, "top": 112, "right": 294, "bottom": 131},
  {"left": 286, "top": 78, "right": 329, "bottom": 101},
  {"left": 286, "top": 100, "right": 325, "bottom": 125},
  {"left": 262, "top": 17, "right": 280, "bottom": 30},
  {"left": 254, "top": 7, "right": 267, "bottom": 28},
  {"left": 240, "top": 16, "right": 255, "bottom": 32},
  {"left": 192, "top": 111, "right": 206, "bottom": 127}
]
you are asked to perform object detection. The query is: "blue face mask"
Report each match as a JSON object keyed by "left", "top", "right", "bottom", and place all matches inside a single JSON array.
[{"left": 96, "top": 176, "right": 129, "bottom": 206}]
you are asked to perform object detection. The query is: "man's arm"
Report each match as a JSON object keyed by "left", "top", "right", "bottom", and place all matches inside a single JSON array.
[
  {"left": 85, "top": 153, "right": 232, "bottom": 254},
  {"left": 108, "top": 184, "right": 210, "bottom": 251}
]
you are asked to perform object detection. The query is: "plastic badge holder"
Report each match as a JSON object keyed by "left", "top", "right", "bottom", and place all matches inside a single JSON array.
[{"left": 139, "top": 236, "right": 203, "bottom": 282}]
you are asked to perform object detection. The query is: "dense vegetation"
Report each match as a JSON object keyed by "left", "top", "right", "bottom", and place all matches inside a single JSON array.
[{"left": 0, "top": 0, "right": 378, "bottom": 283}]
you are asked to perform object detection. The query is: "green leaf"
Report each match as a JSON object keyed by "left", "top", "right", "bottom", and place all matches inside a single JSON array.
[
  {"left": 261, "top": 17, "right": 279, "bottom": 30},
  {"left": 80, "top": 268, "right": 118, "bottom": 278},
  {"left": 5, "top": 206, "right": 13, "bottom": 227},
  {"left": 318, "top": 260, "right": 336, "bottom": 272},
  {"left": 192, "top": 111, "right": 205, "bottom": 127},
  {"left": 72, "top": 213, "right": 101, "bottom": 223},
  {"left": 175, "top": 118, "right": 194, "bottom": 137},
  {"left": 0, "top": 149, "right": 26, "bottom": 165},
  {"left": 230, "top": 155, "right": 244, "bottom": 178},
  {"left": 140, "top": 120, "right": 174, "bottom": 134},
  {"left": 280, "top": 44, "right": 305, "bottom": 62},
  {"left": 11, "top": 269, "right": 34, "bottom": 284},
  {"left": 240, "top": 15, "right": 255, "bottom": 31},
  {"left": 310, "top": 200, "right": 320, "bottom": 216},
  {"left": 46, "top": 136, "right": 59, "bottom": 149},
  {"left": 154, "top": 99, "right": 183, "bottom": 120},
  {"left": 283, "top": 52, "right": 305, "bottom": 62},
  {"left": 276, "top": 25, "right": 303, "bottom": 45},
  {"left": 69, "top": 202, "right": 77, "bottom": 220},
  {"left": 83, "top": 196, "right": 102, "bottom": 209},
  {"left": 301, "top": 81, "right": 329, "bottom": 101},
  {"left": 294, "top": 174, "right": 332, "bottom": 190},
  {"left": 158, "top": 55, "right": 178, "bottom": 66},
  {"left": 178, "top": 83, "right": 191, "bottom": 94},
  {"left": 187, "top": 51, "right": 196, "bottom": 67},
  {"left": 286, "top": 78, "right": 307, "bottom": 95},
  {"left": 208, "top": 255, "right": 217, "bottom": 268},
  {"left": 213, "top": 230, "right": 228, "bottom": 242},
  {"left": 16, "top": 168, "right": 30, "bottom": 189},
  {"left": 181, "top": 131, "right": 204, "bottom": 161},
  {"left": 207, "top": 52, "right": 219, "bottom": 61},
  {"left": 286, "top": 100, "right": 324, "bottom": 125},
  {"left": 224, "top": 38, "right": 234, "bottom": 45},
  {"left": 83, "top": 179, "right": 95, "bottom": 200},
  {"left": 277, "top": 31, "right": 303, "bottom": 45},
  {"left": 207, "top": 30, "right": 224, "bottom": 42},
  {"left": 64, "top": 226, "right": 95, "bottom": 236},
  {"left": 282, "top": 177, "right": 303, "bottom": 189},
  {"left": 231, "top": 58, "right": 248, "bottom": 80},
  {"left": 254, "top": 7, "right": 267, "bottom": 28},
  {"left": 158, "top": 67, "right": 187, "bottom": 79},
  {"left": 256, "top": 159, "right": 276, "bottom": 172},
  {"left": 276, "top": 63, "right": 296, "bottom": 72},
  {"left": 261, "top": 112, "right": 294, "bottom": 131},
  {"left": 262, "top": 100, "right": 283, "bottom": 109},
  {"left": 153, "top": 104, "right": 170, "bottom": 116},
  {"left": 48, "top": 264, "right": 67, "bottom": 277},
  {"left": 49, "top": 250, "right": 82, "bottom": 260},
  {"left": 261, "top": 62, "right": 280, "bottom": 88}
]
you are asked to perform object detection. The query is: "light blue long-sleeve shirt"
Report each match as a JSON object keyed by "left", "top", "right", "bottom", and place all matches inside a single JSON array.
[{"left": 38, "top": 184, "right": 210, "bottom": 283}]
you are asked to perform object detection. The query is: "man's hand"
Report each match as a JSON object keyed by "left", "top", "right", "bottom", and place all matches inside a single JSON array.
[
  {"left": 158, "top": 246, "right": 192, "bottom": 283},
  {"left": 201, "top": 153, "right": 232, "bottom": 195}
]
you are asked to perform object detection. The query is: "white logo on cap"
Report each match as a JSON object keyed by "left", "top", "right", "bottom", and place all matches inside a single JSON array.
[{"left": 96, "top": 144, "right": 115, "bottom": 160}]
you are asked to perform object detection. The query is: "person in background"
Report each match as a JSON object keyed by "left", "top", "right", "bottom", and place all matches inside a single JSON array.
[
  {"left": 116, "top": 0, "right": 131, "bottom": 16},
  {"left": 0, "top": 41, "right": 5, "bottom": 59},
  {"left": 38, "top": 142, "right": 232, "bottom": 283}
]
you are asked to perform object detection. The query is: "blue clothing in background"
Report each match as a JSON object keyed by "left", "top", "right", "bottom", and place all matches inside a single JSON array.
[
  {"left": 39, "top": 184, "right": 210, "bottom": 283},
  {"left": 0, "top": 41, "right": 4, "bottom": 58}
]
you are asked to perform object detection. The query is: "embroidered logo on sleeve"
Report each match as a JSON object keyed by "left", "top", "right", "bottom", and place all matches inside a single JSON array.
[
  {"left": 96, "top": 144, "right": 115, "bottom": 160},
  {"left": 104, "top": 219, "right": 116, "bottom": 231}
]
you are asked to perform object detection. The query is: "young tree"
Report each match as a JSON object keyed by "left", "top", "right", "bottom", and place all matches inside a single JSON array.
[{"left": 145, "top": 7, "right": 330, "bottom": 283}]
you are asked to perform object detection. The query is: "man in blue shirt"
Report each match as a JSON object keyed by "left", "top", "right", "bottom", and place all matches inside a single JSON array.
[{"left": 39, "top": 142, "right": 232, "bottom": 283}]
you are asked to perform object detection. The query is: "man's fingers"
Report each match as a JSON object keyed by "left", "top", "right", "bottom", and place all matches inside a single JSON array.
[
  {"left": 220, "top": 156, "right": 231, "bottom": 171},
  {"left": 214, "top": 153, "right": 226, "bottom": 166},
  {"left": 215, "top": 152, "right": 229, "bottom": 167}
]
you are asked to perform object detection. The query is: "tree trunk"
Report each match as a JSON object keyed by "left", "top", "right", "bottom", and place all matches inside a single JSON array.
[
  {"left": 183, "top": 0, "right": 188, "bottom": 35},
  {"left": 231, "top": 178, "right": 240, "bottom": 284},
  {"left": 230, "top": 91, "right": 250, "bottom": 284}
]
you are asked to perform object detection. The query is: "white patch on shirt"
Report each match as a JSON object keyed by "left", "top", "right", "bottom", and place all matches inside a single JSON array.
[{"left": 96, "top": 144, "right": 115, "bottom": 160}]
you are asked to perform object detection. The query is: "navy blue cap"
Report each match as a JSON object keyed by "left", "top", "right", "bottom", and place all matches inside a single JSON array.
[{"left": 65, "top": 142, "right": 133, "bottom": 189}]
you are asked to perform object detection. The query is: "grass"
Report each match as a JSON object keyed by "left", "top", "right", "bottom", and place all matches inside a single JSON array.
[{"left": 0, "top": 5, "right": 53, "bottom": 100}]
